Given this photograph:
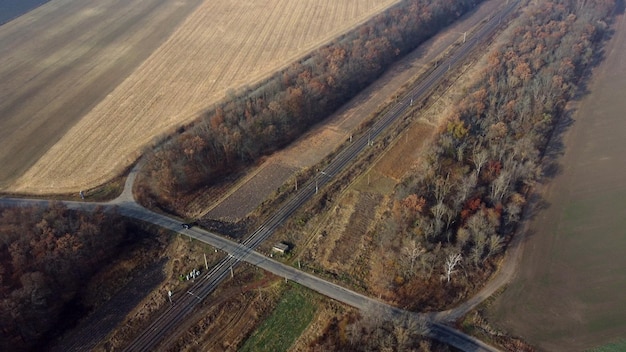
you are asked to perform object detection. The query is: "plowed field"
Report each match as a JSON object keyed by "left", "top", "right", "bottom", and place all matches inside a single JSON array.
[
  {"left": 4, "top": 0, "right": 399, "bottom": 194},
  {"left": 0, "top": 0, "right": 205, "bottom": 190},
  {"left": 486, "top": 10, "right": 626, "bottom": 351}
]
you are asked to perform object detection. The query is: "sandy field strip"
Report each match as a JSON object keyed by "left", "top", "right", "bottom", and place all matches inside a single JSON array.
[
  {"left": 486, "top": 10, "right": 626, "bottom": 351},
  {"left": 0, "top": 0, "right": 204, "bottom": 189},
  {"left": 9, "top": 0, "right": 400, "bottom": 194}
]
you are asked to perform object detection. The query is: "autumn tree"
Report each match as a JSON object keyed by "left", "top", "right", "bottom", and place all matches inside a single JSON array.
[{"left": 0, "top": 205, "right": 132, "bottom": 351}]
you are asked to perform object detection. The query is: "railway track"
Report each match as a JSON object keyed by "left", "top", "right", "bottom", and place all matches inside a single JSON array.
[{"left": 123, "top": 1, "right": 519, "bottom": 350}]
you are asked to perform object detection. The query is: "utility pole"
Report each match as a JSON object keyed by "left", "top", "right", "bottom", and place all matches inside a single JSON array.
[
  {"left": 463, "top": 31, "right": 467, "bottom": 43},
  {"left": 204, "top": 253, "right": 208, "bottom": 270},
  {"left": 230, "top": 266, "right": 234, "bottom": 278}
]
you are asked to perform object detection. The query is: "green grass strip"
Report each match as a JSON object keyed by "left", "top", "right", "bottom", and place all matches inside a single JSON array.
[{"left": 239, "top": 284, "right": 317, "bottom": 352}]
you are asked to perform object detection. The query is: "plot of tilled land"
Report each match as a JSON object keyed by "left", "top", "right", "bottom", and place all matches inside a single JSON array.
[
  {"left": 7, "top": 0, "right": 400, "bottom": 194},
  {"left": 0, "top": 0, "right": 204, "bottom": 189},
  {"left": 486, "top": 11, "right": 626, "bottom": 351},
  {"left": 206, "top": 163, "right": 298, "bottom": 221}
]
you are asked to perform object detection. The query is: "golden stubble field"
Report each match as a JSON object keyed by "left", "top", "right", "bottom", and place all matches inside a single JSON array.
[{"left": 5, "top": 0, "right": 400, "bottom": 194}]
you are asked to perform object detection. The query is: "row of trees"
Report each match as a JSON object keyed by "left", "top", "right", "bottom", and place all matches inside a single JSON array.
[
  {"left": 0, "top": 204, "right": 132, "bottom": 351},
  {"left": 384, "top": 0, "right": 616, "bottom": 308},
  {"left": 137, "top": 0, "right": 484, "bottom": 209}
]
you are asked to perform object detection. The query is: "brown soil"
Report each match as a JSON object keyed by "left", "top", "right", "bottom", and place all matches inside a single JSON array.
[
  {"left": 301, "top": 190, "right": 385, "bottom": 289},
  {"left": 373, "top": 121, "right": 436, "bottom": 181},
  {"left": 205, "top": 163, "right": 299, "bottom": 221}
]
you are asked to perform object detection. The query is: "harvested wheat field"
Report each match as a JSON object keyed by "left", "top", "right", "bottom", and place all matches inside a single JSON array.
[{"left": 7, "top": 0, "right": 400, "bottom": 194}]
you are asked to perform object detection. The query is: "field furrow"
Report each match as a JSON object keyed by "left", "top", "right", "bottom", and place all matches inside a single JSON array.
[
  {"left": 291, "top": 1, "right": 316, "bottom": 53},
  {"left": 263, "top": 0, "right": 297, "bottom": 66}
]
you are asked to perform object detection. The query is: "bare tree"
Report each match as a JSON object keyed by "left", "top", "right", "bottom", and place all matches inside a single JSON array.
[
  {"left": 469, "top": 243, "right": 483, "bottom": 266},
  {"left": 471, "top": 146, "right": 489, "bottom": 177},
  {"left": 401, "top": 239, "right": 425, "bottom": 273},
  {"left": 418, "top": 216, "right": 438, "bottom": 241},
  {"left": 456, "top": 227, "right": 471, "bottom": 248},
  {"left": 456, "top": 141, "right": 467, "bottom": 162},
  {"left": 466, "top": 211, "right": 492, "bottom": 240},
  {"left": 421, "top": 243, "right": 441, "bottom": 278},
  {"left": 490, "top": 169, "right": 512, "bottom": 202},
  {"left": 453, "top": 172, "right": 477, "bottom": 211},
  {"left": 505, "top": 202, "right": 522, "bottom": 225},
  {"left": 510, "top": 136, "right": 537, "bottom": 163},
  {"left": 489, "top": 139, "right": 508, "bottom": 163},
  {"left": 485, "top": 234, "right": 504, "bottom": 260},
  {"left": 465, "top": 211, "right": 495, "bottom": 265},
  {"left": 430, "top": 202, "right": 451, "bottom": 228},
  {"left": 419, "top": 251, "right": 437, "bottom": 278},
  {"left": 433, "top": 174, "right": 452, "bottom": 205},
  {"left": 393, "top": 313, "right": 427, "bottom": 350},
  {"left": 443, "top": 252, "right": 462, "bottom": 283}
]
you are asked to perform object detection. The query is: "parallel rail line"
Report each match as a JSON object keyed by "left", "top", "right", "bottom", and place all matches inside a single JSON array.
[{"left": 124, "top": 1, "right": 518, "bottom": 350}]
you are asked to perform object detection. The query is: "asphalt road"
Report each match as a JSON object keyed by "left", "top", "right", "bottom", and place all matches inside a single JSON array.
[
  {"left": 0, "top": 1, "right": 519, "bottom": 351},
  {"left": 0, "top": 194, "right": 504, "bottom": 351}
]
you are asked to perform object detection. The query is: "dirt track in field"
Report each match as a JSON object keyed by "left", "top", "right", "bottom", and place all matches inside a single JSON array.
[
  {"left": 486, "top": 9, "right": 626, "bottom": 351},
  {"left": 6, "top": 0, "right": 400, "bottom": 194},
  {"left": 0, "top": 0, "right": 205, "bottom": 190}
]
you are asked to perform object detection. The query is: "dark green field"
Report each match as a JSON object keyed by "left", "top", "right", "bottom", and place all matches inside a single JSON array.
[{"left": 240, "top": 284, "right": 317, "bottom": 352}]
